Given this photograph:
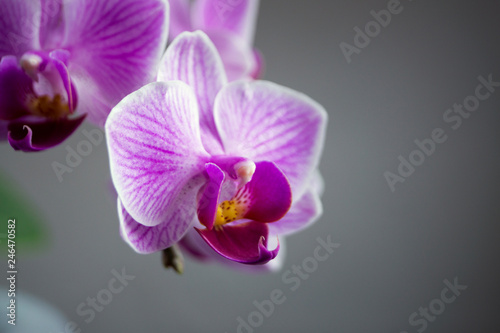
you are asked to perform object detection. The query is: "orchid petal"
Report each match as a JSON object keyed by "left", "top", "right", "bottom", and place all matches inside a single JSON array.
[
  {"left": 238, "top": 161, "right": 292, "bottom": 223},
  {"left": 268, "top": 187, "right": 323, "bottom": 237},
  {"left": 7, "top": 114, "right": 86, "bottom": 152},
  {"left": 195, "top": 221, "right": 279, "bottom": 264},
  {"left": 168, "top": 0, "right": 192, "bottom": 40},
  {"left": 180, "top": 227, "right": 285, "bottom": 271},
  {"left": 63, "top": 0, "right": 169, "bottom": 125},
  {"left": 204, "top": 29, "right": 255, "bottom": 82},
  {"left": 0, "top": 56, "right": 34, "bottom": 120},
  {"left": 0, "top": 0, "right": 41, "bottom": 58},
  {"left": 214, "top": 80, "right": 327, "bottom": 199},
  {"left": 106, "top": 81, "right": 209, "bottom": 227},
  {"left": 193, "top": 0, "right": 259, "bottom": 45},
  {"left": 118, "top": 197, "right": 198, "bottom": 254},
  {"left": 197, "top": 163, "right": 224, "bottom": 230},
  {"left": 158, "top": 31, "right": 227, "bottom": 154}
]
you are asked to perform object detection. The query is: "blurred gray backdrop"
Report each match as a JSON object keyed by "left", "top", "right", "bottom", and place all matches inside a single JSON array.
[{"left": 1, "top": 0, "right": 499, "bottom": 332}]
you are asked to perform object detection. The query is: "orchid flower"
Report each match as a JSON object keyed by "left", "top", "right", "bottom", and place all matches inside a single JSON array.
[
  {"left": 168, "top": 0, "right": 262, "bottom": 81},
  {"left": 106, "top": 31, "right": 327, "bottom": 266},
  {"left": 0, "top": 0, "right": 168, "bottom": 152}
]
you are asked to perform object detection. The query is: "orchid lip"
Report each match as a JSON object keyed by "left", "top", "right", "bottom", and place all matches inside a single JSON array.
[{"left": 195, "top": 161, "right": 292, "bottom": 264}]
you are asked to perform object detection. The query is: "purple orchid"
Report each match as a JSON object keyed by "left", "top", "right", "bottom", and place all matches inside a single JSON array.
[
  {"left": 106, "top": 31, "right": 327, "bottom": 266},
  {"left": 168, "top": 0, "right": 262, "bottom": 81},
  {"left": 0, "top": 0, "right": 168, "bottom": 152}
]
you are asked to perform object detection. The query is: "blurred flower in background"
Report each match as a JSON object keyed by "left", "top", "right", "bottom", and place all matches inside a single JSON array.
[
  {"left": 0, "top": 0, "right": 168, "bottom": 151},
  {"left": 106, "top": 31, "right": 327, "bottom": 271},
  {"left": 169, "top": 0, "right": 263, "bottom": 81}
]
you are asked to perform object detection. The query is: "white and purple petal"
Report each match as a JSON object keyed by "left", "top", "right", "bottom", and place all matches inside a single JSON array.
[
  {"left": 118, "top": 190, "right": 201, "bottom": 254},
  {"left": 106, "top": 81, "right": 210, "bottom": 227},
  {"left": 214, "top": 80, "right": 327, "bottom": 199},
  {"left": 63, "top": 0, "right": 169, "bottom": 125},
  {"left": 158, "top": 31, "right": 227, "bottom": 154}
]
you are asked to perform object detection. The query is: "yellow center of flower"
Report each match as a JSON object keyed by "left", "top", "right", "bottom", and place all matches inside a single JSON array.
[
  {"left": 29, "top": 94, "right": 70, "bottom": 119},
  {"left": 214, "top": 191, "right": 252, "bottom": 227}
]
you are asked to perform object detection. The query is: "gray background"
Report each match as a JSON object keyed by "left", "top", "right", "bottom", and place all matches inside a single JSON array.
[{"left": 1, "top": 0, "right": 499, "bottom": 332}]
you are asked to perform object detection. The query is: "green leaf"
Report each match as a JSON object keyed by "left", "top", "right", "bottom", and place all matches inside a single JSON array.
[{"left": 0, "top": 172, "right": 47, "bottom": 252}]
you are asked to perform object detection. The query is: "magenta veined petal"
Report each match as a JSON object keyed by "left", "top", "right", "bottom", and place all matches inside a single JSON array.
[
  {"left": 195, "top": 221, "right": 279, "bottom": 265},
  {"left": 106, "top": 81, "right": 210, "bottom": 227},
  {"left": 0, "top": 0, "right": 41, "bottom": 58},
  {"left": 7, "top": 114, "right": 86, "bottom": 152},
  {"left": 63, "top": 0, "right": 169, "bottom": 125},
  {"left": 214, "top": 80, "right": 328, "bottom": 199},
  {"left": 118, "top": 198, "right": 199, "bottom": 254},
  {"left": 157, "top": 31, "right": 227, "bottom": 154}
]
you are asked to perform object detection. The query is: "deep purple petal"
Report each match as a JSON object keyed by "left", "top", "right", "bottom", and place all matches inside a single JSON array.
[
  {"left": 106, "top": 81, "right": 210, "bottom": 227},
  {"left": 197, "top": 163, "right": 225, "bottom": 230},
  {"left": 7, "top": 114, "right": 86, "bottom": 152},
  {"left": 268, "top": 187, "right": 323, "bottom": 237},
  {"left": 214, "top": 80, "right": 328, "bottom": 199},
  {"left": 195, "top": 221, "right": 279, "bottom": 264},
  {"left": 118, "top": 198, "right": 198, "bottom": 254},
  {"left": 237, "top": 161, "right": 292, "bottom": 223},
  {"left": 39, "top": 0, "right": 65, "bottom": 50},
  {"left": 180, "top": 227, "right": 285, "bottom": 271},
  {"left": 63, "top": 0, "right": 169, "bottom": 125},
  {"left": 168, "top": 0, "right": 192, "bottom": 40},
  {"left": 192, "top": 0, "right": 259, "bottom": 45},
  {"left": 0, "top": 0, "right": 41, "bottom": 58},
  {"left": 0, "top": 56, "right": 34, "bottom": 120},
  {"left": 157, "top": 31, "right": 227, "bottom": 154}
]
